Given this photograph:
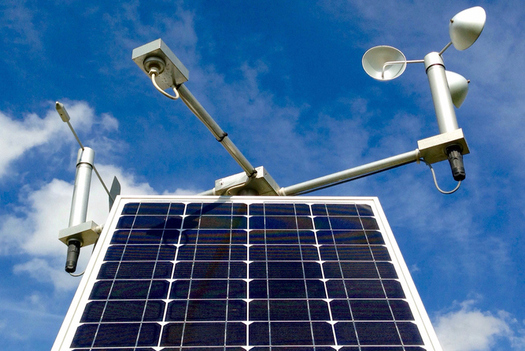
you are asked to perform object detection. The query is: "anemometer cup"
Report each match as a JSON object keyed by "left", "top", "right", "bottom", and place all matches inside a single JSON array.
[
  {"left": 362, "top": 46, "right": 407, "bottom": 81},
  {"left": 449, "top": 6, "right": 486, "bottom": 51}
]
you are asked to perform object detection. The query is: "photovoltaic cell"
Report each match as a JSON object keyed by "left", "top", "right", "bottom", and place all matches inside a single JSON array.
[{"left": 52, "top": 197, "right": 443, "bottom": 351}]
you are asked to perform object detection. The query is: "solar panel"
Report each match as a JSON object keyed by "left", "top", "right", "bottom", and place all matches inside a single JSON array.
[{"left": 52, "top": 196, "right": 442, "bottom": 350}]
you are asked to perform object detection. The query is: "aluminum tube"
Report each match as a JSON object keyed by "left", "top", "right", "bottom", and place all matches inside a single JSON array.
[
  {"left": 198, "top": 188, "right": 216, "bottom": 196},
  {"left": 178, "top": 84, "right": 257, "bottom": 177},
  {"left": 424, "top": 52, "right": 459, "bottom": 134},
  {"left": 220, "top": 137, "right": 257, "bottom": 177},
  {"left": 279, "top": 149, "right": 420, "bottom": 196},
  {"left": 68, "top": 147, "right": 95, "bottom": 227},
  {"left": 178, "top": 84, "right": 227, "bottom": 140}
]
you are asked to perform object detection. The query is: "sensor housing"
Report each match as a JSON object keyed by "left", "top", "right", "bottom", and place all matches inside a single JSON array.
[{"left": 132, "top": 38, "right": 189, "bottom": 89}]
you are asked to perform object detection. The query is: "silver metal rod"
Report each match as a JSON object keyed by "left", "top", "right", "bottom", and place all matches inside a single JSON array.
[
  {"left": 178, "top": 84, "right": 257, "bottom": 177},
  {"left": 92, "top": 164, "right": 114, "bottom": 203},
  {"left": 439, "top": 42, "right": 453, "bottom": 56},
  {"left": 424, "top": 52, "right": 459, "bottom": 134},
  {"left": 220, "top": 137, "right": 257, "bottom": 177},
  {"left": 68, "top": 147, "right": 95, "bottom": 227},
  {"left": 57, "top": 101, "right": 114, "bottom": 200},
  {"left": 66, "top": 121, "right": 85, "bottom": 150},
  {"left": 382, "top": 59, "right": 424, "bottom": 78},
  {"left": 279, "top": 149, "right": 421, "bottom": 196},
  {"left": 198, "top": 188, "right": 216, "bottom": 196}
]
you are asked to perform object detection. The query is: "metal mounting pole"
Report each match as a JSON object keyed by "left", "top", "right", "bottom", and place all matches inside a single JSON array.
[
  {"left": 64, "top": 147, "right": 94, "bottom": 272},
  {"left": 69, "top": 147, "right": 95, "bottom": 227},
  {"left": 425, "top": 52, "right": 458, "bottom": 134},
  {"left": 425, "top": 52, "right": 466, "bottom": 180}
]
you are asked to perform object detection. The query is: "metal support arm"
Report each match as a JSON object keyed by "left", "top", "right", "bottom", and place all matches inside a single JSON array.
[
  {"left": 199, "top": 129, "right": 467, "bottom": 196},
  {"left": 178, "top": 84, "right": 257, "bottom": 178},
  {"left": 279, "top": 149, "right": 421, "bottom": 196}
]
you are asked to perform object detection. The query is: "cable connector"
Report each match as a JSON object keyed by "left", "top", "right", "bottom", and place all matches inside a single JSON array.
[
  {"left": 446, "top": 145, "right": 466, "bottom": 181},
  {"left": 144, "top": 56, "right": 180, "bottom": 100},
  {"left": 65, "top": 239, "right": 82, "bottom": 273}
]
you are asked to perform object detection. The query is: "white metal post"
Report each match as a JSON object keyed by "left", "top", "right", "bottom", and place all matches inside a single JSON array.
[
  {"left": 424, "top": 52, "right": 459, "bottom": 134},
  {"left": 65, "top": 147, "right": 95, "bottom": 272},
  {"left": 68, "top": 147, "right": 95, "bottom": 227},
  {"left": 424, "top": 53, "right": 465, "bottom": 180}
]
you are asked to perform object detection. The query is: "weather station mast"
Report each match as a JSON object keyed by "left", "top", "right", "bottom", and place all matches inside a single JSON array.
[{"left": 52, "top": 7, "right": 486, "bottom": 351}]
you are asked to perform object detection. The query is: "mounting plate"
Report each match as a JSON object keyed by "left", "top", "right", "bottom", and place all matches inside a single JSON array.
[
  {"left": 214, "top": 166, "right": 281, "bottom": 196},
  {"left": 418, "top": 128, "right": 470, "bottom": 164},
  {"left": 59, "top": 220, "right": 100, "bottom": 247}
]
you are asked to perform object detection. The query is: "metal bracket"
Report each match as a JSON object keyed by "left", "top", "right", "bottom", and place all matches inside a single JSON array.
[
  {"left": 132, "top": 38, "right": 189, "bottom": 89},
  {"left": 59, "top": 220, "right": 101, "bottom": 247},
  {"left": 214, "top": 166, "right": 281, "bottom": 196},
  {"left": 418, "top": 128, "right": 469, "bottom": 164}
]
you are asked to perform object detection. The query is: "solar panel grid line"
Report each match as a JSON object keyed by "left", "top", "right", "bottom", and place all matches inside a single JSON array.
[
  {"left": 52, "top": 196, "right": 442, "bottom": 351},
  {"left": 161, "top": 202, "right": 188, "bottom": 350},
  {"left": 273, "top": 204, "right": 317, "bottom": 348},
  {"left": 245, "top": 203, "right": 252, "bottom": 349},
  {"left": 308, "top": 205, "right": 344, "bottom": 349},
  {"left": 135, "top": 203, "right": 172, "bottom": 349},
  {"left": 224, "top": 204, "right": 237, "bottom": 349},
  {"left": 265, "top": 205, "right": 298, "bottom": 348},
  {"left": 170, "top": 202, "right": 248, "bottom": 349},
  {"left": 178, "top": 203, "right": 227, "bottom": 347},
  {"left": 319, "top": 203, "right": 360, "bottom": 349},
  {"left": 87, "top": 203, "right": 141, "bottom": 350},
  {"left": 179, "top": 202, "right": 201, "bottom": 349},
  {"left": 105, "top": 202, "right": 166, "bottom": 350},
  {"left": 296, "top": 206, "right": 330, "bottom": 350},
  {"left": 258, "top": 204, "right": 272, "bottom": 350},
  {"left": 367, "top": 202, "right": 442, "bottom": 351},
  {"left": 355, "top": 208, "right": 407, "bottom": 350}
]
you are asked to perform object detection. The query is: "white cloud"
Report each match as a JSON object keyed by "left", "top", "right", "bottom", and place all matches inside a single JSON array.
[
  {"left": 0, "top": 101, "right": 105, "bottom": 179},
  {"left": 0, "top": 99, "right": 199, "bottom": 291},
  {"left": 0, "top": 178, "right": 72, "bottom": 257},
  {"left": 0, "top": 160, "right": 201, "bottom": 291},
  {"left": 0, "top": 290, "right": 67, "bottom": 344},
  {"left": 14, "top": 258, "right": 80, "bottom": 291},
  {"left": 0, "top": 111, "right": 61, "bottom": 178},
  {"left": 0, "top": 0, "right": 43, "bottom": 49},
  {"left": 434, "top": 300, "right": 514, "bottom": 351},
  {"left": 100, "top": 112, "right": 119, "bottom": 131}
]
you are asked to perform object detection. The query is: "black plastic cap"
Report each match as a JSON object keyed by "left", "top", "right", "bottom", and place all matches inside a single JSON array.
[
  {"left": 65, "top": 239, "right": 82, "bottom": 273},
  {"left": 447, "top": 145, "right": 466, "bottom": 181}
]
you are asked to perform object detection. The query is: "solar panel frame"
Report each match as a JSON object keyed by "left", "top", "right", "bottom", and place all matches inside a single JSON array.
[{"left": 52, "top": 195, "right": 443, "bottom": 351}]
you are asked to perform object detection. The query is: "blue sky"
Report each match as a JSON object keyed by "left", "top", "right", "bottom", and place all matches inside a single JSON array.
[{"left": 0, "top": 0, "right": 524, "bottom": 350}]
